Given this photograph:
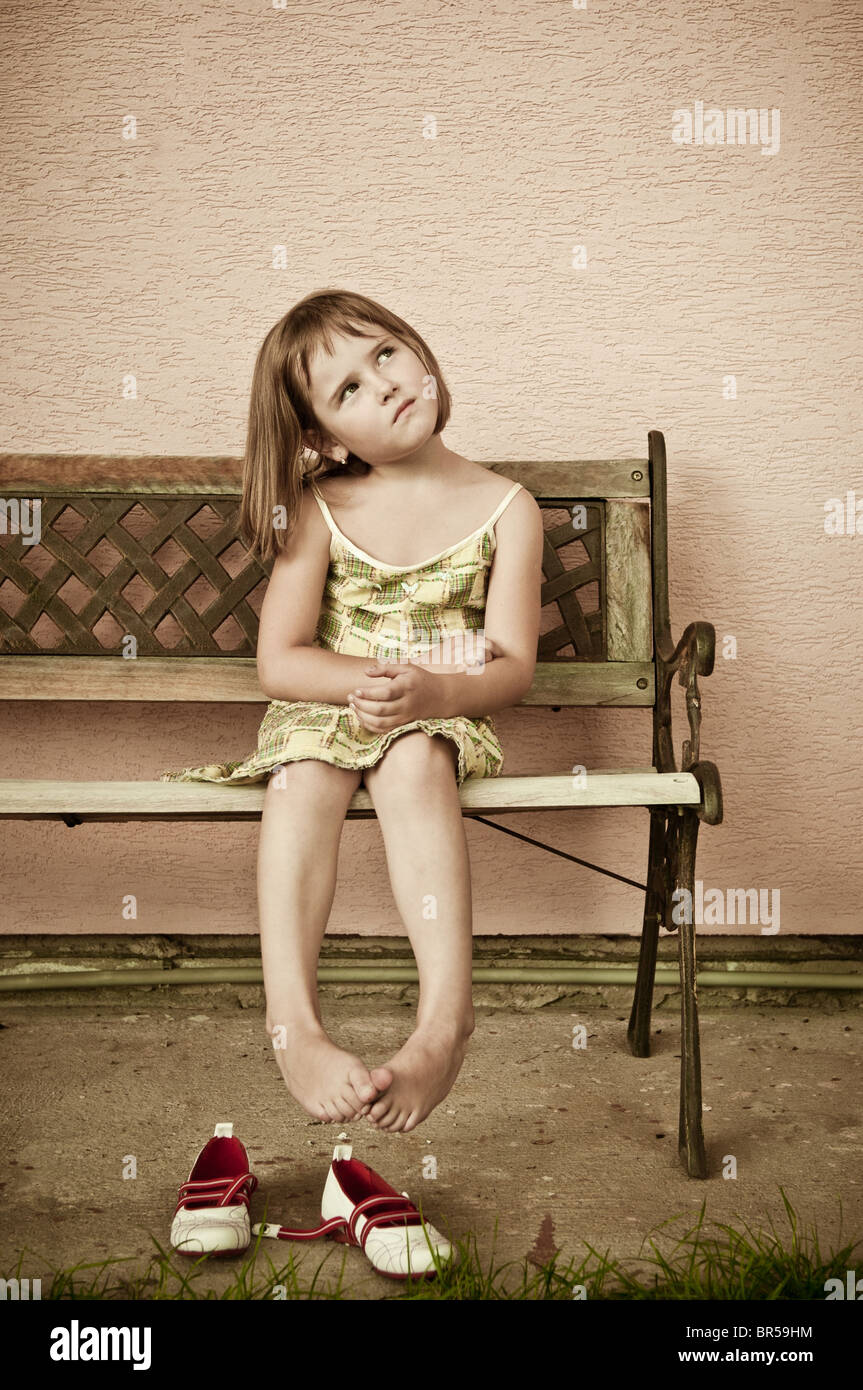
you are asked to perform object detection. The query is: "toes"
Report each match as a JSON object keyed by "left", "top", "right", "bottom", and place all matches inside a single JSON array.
[
  {"left": 343, "top": 1083, "right": 367, "bottom": 1115},
  {"left": 369, "top": 1066, "right": 394, "bottom": 1092},
  {"left": 350, "top": 1069, "right": 381, "bottom": 1102},
  {"left": 336, "top": 1091, "right": 364, "bottom": 1120}
]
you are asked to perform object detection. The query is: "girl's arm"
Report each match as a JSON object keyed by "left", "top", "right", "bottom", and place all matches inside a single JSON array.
[
  {"left": 409, "top": 633, "right": 501, "bottom": 674},
  {"left": 437, "top": 487, "right": 545, "bottom": 719},
  {"left": 256, "top": 489, "right": 377, "bottom": 703}
]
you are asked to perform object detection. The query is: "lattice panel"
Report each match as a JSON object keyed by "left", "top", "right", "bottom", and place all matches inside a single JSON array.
[
  {"left": 538, "top": 503, "right": 604, "bottom": 659},
  {"left": 0, "top": 493, "right": 604, "bottom": 658},
  {"left": 0, "top": 496, "right": 267, "bottom": 655}
]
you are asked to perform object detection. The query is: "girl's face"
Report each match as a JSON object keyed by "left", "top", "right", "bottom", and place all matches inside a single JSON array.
[{"left": 304, "top": 328, "right": 436, "bottom": 467}]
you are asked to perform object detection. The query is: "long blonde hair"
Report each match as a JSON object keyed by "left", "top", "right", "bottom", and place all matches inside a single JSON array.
[{"left": 238, "top": 288, "right": 453, "bottom": 564}]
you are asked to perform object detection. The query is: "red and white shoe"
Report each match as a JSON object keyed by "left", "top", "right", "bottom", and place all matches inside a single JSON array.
[
  {"left": 252, "top": 1141, "right": 456, "bottom": 1281},
  {"left": 170, "top": 1122, "right": 258, "bottom": 1258}
]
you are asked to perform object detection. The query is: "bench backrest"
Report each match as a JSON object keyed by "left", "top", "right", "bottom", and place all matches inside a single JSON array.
[{"left": 0, "top": 431, "right": 671, "bottom": 708}]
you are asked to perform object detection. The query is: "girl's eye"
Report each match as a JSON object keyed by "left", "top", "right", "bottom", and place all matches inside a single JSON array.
[{"left": 340, "top": 346, "right": 395, "bottom": 402}]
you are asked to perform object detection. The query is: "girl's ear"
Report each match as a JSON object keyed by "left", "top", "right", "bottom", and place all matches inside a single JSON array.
[{"left": 302, "top": 428, "right": 346, "bottom": 466}]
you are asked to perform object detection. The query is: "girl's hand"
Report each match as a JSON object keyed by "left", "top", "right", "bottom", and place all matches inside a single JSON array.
[
  {"left": 463, "top": 636, "right": 501, "bottom": 672},
  {"left": 347, "top": 660, "right": 444, "bottom": 731}
]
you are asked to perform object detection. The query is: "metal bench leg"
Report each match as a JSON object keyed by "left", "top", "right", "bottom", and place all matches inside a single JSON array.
[
  {"left": 626, "top": 809, "right": 667, "bottom": 1058},
  {"left": 675, "top": 806, "right": 708, "bottom": 1178}
]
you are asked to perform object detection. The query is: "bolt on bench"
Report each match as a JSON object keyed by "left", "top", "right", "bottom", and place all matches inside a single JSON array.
[{"left": 0, "top": 428, "right": 722, "bottom": 1178}]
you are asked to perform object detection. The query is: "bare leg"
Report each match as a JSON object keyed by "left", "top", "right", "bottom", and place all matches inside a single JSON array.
[
  {"left": 258, "top": 759, "right": 393, "bottom": 1123},
  {"left": 360, "top": 732, "right": 476, "bottom": 1133}
]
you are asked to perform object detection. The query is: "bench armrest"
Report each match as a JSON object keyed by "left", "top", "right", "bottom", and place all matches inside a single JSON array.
[{"left": 654, "top": 619, "right": 716, "bottom": 777}]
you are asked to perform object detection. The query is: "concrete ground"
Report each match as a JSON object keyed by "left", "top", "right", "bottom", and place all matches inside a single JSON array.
[{"left": 1, "top": 990, "right": 861, "bottom": 1299}]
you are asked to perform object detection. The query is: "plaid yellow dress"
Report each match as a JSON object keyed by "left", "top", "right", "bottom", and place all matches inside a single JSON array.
[{"left": 158, "top": 480, "right": 524, "bottom": 788}]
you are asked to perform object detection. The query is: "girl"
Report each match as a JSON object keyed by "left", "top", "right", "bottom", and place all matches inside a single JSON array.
[{"left": 159, "top": 289, "right": 544, "bottom": 1134}]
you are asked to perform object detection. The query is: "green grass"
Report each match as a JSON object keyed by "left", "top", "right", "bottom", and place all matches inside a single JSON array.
[{"left": 5, "top": 1188, "right": 859, "bottom": 1300}]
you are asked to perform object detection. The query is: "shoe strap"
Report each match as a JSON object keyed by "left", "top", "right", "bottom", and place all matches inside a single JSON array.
[
  {"left": 254, "top": 1214, "right": 353, "bottom": 1242},
  {"left": 253, "top": 1194, "right": 425, "bottom": 1248},
  {"left": 174, "top": 1171, "right": 258, "bottom": 1216},
  {"left": 346, "top": 1194, "right": 424, "bottom": 1250}
]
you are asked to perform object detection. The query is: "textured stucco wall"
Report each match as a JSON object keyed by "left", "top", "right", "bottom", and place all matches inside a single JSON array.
[{"left": 2, "top": 0, "right": 862, "bottom": 937}]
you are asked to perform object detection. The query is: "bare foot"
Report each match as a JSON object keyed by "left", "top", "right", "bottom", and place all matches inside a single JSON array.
[
  {"left": 271, "top": 1022, "right": 393, "bottom": 1122},
  {"left": 364, "top": 1023, "right": 473, "bottom": 1133}
]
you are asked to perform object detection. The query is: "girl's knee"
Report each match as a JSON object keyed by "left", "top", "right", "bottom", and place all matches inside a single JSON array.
[
  {"left": 368, "top": 731, "right": 459, "bottom": 781},
  {"left": 264, "top": 759, "right": 363, "bottom": 801}
]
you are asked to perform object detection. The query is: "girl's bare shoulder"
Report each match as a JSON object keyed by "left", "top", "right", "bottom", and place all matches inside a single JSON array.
[{"left": 305, "top": 471, "right": 368, "bottom": 506}]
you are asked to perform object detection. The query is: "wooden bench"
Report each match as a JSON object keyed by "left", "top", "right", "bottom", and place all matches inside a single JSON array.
[{"left": 0, "top": 428, "right": 723, "bottom": 1178}]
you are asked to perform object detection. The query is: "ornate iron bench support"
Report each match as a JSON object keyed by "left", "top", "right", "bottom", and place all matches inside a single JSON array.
[{"left": 627, "top": 602, "right": 724, "bottom": 1176}]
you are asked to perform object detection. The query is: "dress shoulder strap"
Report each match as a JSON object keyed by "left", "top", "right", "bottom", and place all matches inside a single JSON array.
[
  {"left": 308, "top": 482, "right": 338, "bottom": 538},
  {"left": 486, "top": 481, "right": 524, "bottom": 529}
]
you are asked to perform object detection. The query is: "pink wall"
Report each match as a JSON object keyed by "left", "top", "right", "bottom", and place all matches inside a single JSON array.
[{"left": 2, "top": 1, "right": 860, "bottom": 936}]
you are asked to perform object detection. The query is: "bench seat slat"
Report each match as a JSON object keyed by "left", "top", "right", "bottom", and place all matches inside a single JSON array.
[{"left": 0, "top": 772, "right": 702, "bottom": 820}]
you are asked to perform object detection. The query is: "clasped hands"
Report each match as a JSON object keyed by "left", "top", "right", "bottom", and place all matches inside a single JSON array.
[{"left": 346, "top": 637, "right": 500, "bottom": 732}]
